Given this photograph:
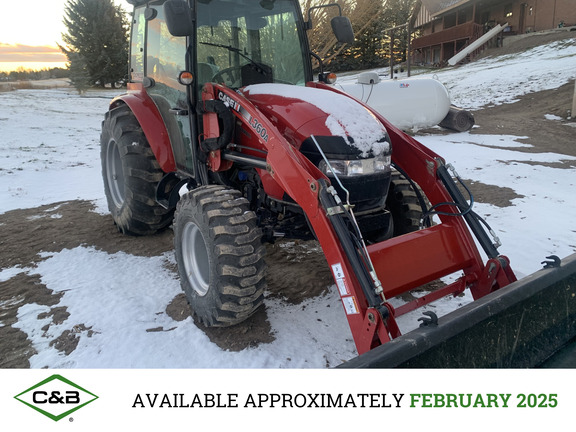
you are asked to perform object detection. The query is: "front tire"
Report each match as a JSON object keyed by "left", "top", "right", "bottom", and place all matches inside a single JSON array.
[
  {"left": 386, "top": 170, "right": 423, "bottom": 235},
  {"left": 100, "top": 105, "right": 173, "bottom": 235},
  {"left": 174, "top": 185, "right": 266, "bottom": 327}
]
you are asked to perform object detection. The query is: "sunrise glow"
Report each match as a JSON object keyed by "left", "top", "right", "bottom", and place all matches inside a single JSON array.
[
  {"left": 0, "top": 0, "right": 130, "bottom": 73},
  {"left": 0, "top": 44, "right": 67, "bottom": 72}
]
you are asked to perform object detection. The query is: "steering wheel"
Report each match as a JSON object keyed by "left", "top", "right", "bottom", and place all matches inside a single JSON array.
[{"left": 212, "top": 66, "right": 242, "bottom": 88}]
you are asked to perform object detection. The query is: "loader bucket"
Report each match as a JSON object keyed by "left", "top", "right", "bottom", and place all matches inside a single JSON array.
[{"left": 339, "top": 253, "right": 576, "bottom": 368}]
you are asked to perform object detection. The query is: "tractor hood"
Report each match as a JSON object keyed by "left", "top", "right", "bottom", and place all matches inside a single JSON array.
[{"left": 241, "top": 84, "right": 390, "bottom": 158}]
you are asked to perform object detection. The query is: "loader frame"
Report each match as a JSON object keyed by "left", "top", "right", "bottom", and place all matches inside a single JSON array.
[
  {"left": 199, "top": 81, "right": 517, "bottom": 354},
  {"left": 340, "top": 254, "right": 576, "bottom": 368}
]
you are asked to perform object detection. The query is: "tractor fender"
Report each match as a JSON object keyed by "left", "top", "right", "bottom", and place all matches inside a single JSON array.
[{"left": 108, "top": 88, "right": 177, "bottom": 173}]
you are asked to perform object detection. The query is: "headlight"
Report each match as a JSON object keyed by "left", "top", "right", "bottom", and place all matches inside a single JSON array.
[{"left": 319, "top": 153, "right": 391, "bottom": 177}]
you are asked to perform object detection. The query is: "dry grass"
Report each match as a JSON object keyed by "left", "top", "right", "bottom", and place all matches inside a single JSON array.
[{"left": 0, "top": 79, "right": 71, "bottom": 92}]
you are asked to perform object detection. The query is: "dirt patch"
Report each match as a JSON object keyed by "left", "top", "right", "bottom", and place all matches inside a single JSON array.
[
  {"left": 191, "top": 306, "right": 275, "bottom": 351},
  {"left": 0, "top": 272, "right": 61, "bottom": 368},
  {"left": 463, "top": 180, "right": 524, "bottom": 207},
  {"left": 264, "top": 240, "right": 334, "bottom": 303},
  {"left": 0, "top": 200, "right": 173, "bottom": 271},
  {"left": 472, "top": 82, "right": 576, "bottom": 160},
  {"left": 49, "top": 324, "right": 98, "bottom": 356},
  {"left": 38, "top": 306, "right": 70, "bottom": 325},
  {"left": 0, "top": 201, "right": 335, "bottom": 361},
  {"left": 0, "top": 201, "right": 173, "bottom": 367}
]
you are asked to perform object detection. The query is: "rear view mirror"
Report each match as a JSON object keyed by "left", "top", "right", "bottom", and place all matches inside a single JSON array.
[
  {"left": 246, "top": 16, "right": 268, "bottom": 30},
  {"left": 164, "top": 0, "right": 194, "bottom": 37},
  {"left": 331, "top": 16, "right": 354, "bottom": 44}
]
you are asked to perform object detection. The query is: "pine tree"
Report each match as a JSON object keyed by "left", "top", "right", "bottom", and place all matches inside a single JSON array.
[
  {"left": 60, "top": 0, "right": 129, "bottom": 88},
  {"left": 68, "top": 52, "right": 91, "bottom": 94},
  {"left": 382, "top": 0, "right": 416, "bottom": 65}
]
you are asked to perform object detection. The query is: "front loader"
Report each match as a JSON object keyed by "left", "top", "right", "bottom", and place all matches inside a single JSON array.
[{"left": 100, "top": 0, "right": 576, "bottom": 366}]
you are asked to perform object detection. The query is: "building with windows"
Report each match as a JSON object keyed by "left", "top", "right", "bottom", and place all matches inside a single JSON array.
[{"left": 411, "top": 0, "right": 576, "bottom": 65}]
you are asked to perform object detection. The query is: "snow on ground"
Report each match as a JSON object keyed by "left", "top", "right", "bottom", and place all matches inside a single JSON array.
[
  {"left": 338, "top": 37, "right": 576, "bottom": 111},
  {"left": 418, "top": 132, "right": 576, "bottom": 276},
  {"left": 432, "top": 38, "right": 576, "bottom": 110},
  {"left": 12, "top": 247, "right": 356, "bottom": 368},
  {"left": 1, "top": 38, "right": 575, "bottom": 368},
  {"left": 0, "top": 89, "right": 111, "bottom": 213}
]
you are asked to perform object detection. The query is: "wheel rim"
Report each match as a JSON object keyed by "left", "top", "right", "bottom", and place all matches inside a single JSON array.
[
  {"left": 105, "top": 139, "right": 125, "bottom": 208},
  {"left": 181, "top": 221, "right": 210, "bottom": 296}
]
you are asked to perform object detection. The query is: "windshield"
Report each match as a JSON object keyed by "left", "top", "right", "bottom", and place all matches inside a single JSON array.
[{"left": 196, "top": 0, "right": 309, "bottom": 88}]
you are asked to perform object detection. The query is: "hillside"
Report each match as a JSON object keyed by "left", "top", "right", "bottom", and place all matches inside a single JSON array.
[
  {"left": 469, "top": 29, "right": 576, "bottom": 157},
  {"left": 478, "top": 26, "right": 576, "bottom": 59}
]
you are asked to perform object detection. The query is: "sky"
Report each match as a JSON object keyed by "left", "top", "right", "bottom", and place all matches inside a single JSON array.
[{"left": 0, "top": 0, "right": 132, "bottom": 73}]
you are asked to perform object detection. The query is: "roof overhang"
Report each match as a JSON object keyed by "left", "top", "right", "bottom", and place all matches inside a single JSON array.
[{"left": 431, "top": 0, "right": 474, "bottom": 18}]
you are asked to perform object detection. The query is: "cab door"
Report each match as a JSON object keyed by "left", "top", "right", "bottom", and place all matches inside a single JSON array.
[{"left": 142, "top": 2, "right": 197, "bottom": 178}]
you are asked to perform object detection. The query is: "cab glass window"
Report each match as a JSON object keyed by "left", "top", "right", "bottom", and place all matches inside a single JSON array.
[
  {"left": 146, "top": 3, "right": 187, "bottom": 91},
  {"left": 130, "top": 7, "right": 146, "bottom": 82},
  {"left": 196, "top": 0, "right": 308, "bottom": 88}
]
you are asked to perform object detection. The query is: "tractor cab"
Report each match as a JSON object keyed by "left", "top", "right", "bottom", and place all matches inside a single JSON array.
[
  {"left": 126, "top": 0, "right": 353, "bottom": 179},
  {"left": 119, "top": 0, "right": 397, "bottom": 245},
  {"left": 130, "top": 0, "right": 313, "bottom": 91}
]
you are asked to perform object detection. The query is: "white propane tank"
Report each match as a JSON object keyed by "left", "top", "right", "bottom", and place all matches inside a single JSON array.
[{"left": 336, "top": 75, "right": 452, "bottom": 130}]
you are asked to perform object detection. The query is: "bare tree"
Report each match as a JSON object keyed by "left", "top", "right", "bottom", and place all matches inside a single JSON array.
[
  {"left": 302, "top": 0, "right": 417, "bottom": 71},
  {"left": 302, "top": 0, "right": 385, "bottom": 68}
]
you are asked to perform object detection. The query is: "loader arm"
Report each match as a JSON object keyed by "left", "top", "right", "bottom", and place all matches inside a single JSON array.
[
  {"left": 201, "top": 82, "right": 517, "bottom": 355},
  {"left": 202, "top": 83, "right": 398, "bottom": 352},
  {"left": 309, "top": 82, "right": 518, "bottom": 298}
]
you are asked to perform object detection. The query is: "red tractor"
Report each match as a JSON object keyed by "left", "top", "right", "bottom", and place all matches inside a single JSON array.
[{"left": 101, "top": 0, "right": 576, "bottom": 366}]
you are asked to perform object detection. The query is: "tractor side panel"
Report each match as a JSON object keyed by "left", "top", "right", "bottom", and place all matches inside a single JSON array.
[{"left": 110, "top": 86, "right": 176, "bottom": 173}]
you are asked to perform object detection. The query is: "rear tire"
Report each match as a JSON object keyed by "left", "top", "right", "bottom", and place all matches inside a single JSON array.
[
  {"left": 174, "top": 185, "right": 266, "bottom": 327},
  {"left": 386, "top": 170, "right": 423, "bottom": 235},
  {"left": 100, "top": 105, "right": 173, "bottom": 235}
]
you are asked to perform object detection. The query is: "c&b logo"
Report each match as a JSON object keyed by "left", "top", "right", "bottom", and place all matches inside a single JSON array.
[{"left": 14, "top": 374, "right": 98, "bottom": 421}]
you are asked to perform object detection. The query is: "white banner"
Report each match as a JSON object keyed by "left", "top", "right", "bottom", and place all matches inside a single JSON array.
[{"left": 2, "top": 369, "right": 574, "bottom": 431}]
